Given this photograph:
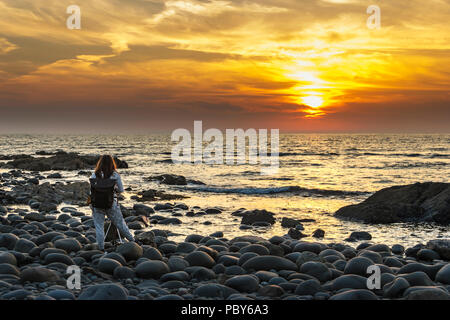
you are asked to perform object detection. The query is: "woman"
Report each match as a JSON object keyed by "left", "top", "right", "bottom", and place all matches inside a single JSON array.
[{"left": 90, "top": 155, "right": 134, "bottom": 250}]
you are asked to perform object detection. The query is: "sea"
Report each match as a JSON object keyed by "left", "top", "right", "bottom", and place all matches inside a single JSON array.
[{"left": 1, "top": 134, "right": 449, "bottom": 247}]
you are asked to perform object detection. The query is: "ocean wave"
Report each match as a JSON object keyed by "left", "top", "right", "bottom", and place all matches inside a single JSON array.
[{"left": 184, "top": 185, "right": 369, "bottom": 197}]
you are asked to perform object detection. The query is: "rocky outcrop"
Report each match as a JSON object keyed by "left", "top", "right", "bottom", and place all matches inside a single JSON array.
[
  {"left": 335, "top": 182, "right": 450, "bottom": 224},
  {"left": 4, "top": 181, "right": 90, "bottom": 207},
  {"left": 0, "top": 151, "right": 128, "bottom": 171},
  {"left": 132, "top": 189, "right": 188, "bottom": 202},
  {"left": 146, "top": 174, "right": 205, "bottom": 186},
  {"left": 240, "top": 209, "right": 276, "bottom": 225}
]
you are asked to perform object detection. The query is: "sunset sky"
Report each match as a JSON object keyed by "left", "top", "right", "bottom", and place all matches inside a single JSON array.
[{"left": 0, "top": 0, "right": 449, "bottom": 133}]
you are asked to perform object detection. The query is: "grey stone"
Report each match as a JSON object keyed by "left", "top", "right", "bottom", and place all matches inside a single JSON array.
[
  {"left": 383, "top": 277, "right": 410, "bottom": 298},
  {"left": 225, "top": 275, "right": 260, "bottom": 292},
  {"left": 116, "top": 242, "right": 143, "bottom": 261},
  {"left": 135, "top": 260, "right": 170, "bottom": 279},
  {"left": 344, "top": 257, "right": 375, "bottom": 276},
  {"left": 14, "top": 238, "right": 37, "bottom": 253},
  {"left": 299, "top": 261, "right": 332, "bottom": 282},
  {"left": 185, "top": 251, "right": 215, "bottom": 268},
  {"left": 20, "top": 267, "right": 60, "bottom": 283},
  {"left": 78, "top": 284, "right": 128, "bottom": 300},
  {"left": 113, "top": 266, "right": 136, "bottom": 280},
  {"left": 242, "top": 256, "right": 297, "bottom": 271},
  {"left": 330, "top": 289, "right": 379, "bottom": 300},
  {"left": 294, "top": 279, "right": 322, "bottom": 296},
  {"left": 54, "top": 238, "right": 82, "bottom": 253},
  {"left": 98, "top": 258, "right": 122, "bottom": 274},
  {"left": 435, "top": 264, "right": 450, "bottom": 284}
]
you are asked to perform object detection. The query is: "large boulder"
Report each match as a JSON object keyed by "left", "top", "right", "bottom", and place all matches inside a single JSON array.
[
  {"left": 426, "top": 239, "right": 450, "bottom": 260},
  {"left": 335, "top": 182, "right": 450, "bottom": 224}
]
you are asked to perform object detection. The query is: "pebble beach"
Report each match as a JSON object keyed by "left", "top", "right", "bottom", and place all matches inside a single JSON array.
[{"left": 0, "top": 166, "right": 449, "bottom": 300}]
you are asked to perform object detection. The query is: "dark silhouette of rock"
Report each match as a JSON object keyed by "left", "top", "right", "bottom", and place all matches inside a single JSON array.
[
  {"left": 335, "top": 182, "right": 450, "bottom": 224},
  {"left": 1, "top": 152, "right": 128, "bottom": 171},
  {"left": 240, "top": 210, "right": 276, "bottom": 225}
]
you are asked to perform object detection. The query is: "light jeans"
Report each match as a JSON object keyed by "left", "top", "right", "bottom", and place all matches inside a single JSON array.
[{"left": 91, "top": 201, "right": 134, "bottom": 250}]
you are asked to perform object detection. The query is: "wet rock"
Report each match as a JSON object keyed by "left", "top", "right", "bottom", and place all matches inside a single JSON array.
[
  {"left": 78, "top": 284, "right": 128, "bottom": 300},
  {"left": 20, "top": 267, "right": 60, "bottom": 283},
  {"left": 398, "top": 271, "right": 435, "bottom": 287},
  {"left": 133, "top": 232, "right": 155, "bottom": 248},
  {"left": 135, "top": 261, "right": 170, "bottom": 279},
  {"left": 404, "top": 286, "right": 450, "bottom": 300},
  {"left": 348, "top": 231, "right": 372, "bottom": 241},
  {"left": 330, "top": 289, "right": 379, "bottom": 300},
  {"left": 281, "top": 217, "right": 302, "bottom": 228},
  {"left": 193, "top": 267, "right": 216, "bottom": 281},
  {"left": 44, "top": 253, "right": 74, "bottom": 265},
  {"left": 47, "top": 173, "right": 62, "bottom": 179},
  {"left": 159, "top": 218, "right": 182, "bottom": 225},
  {"left": 133, "top": 204, "right": 155, "bottom": 215},
  {"left": 383, "top": 277, "right": 410, "bottom": 298},
  {"left": 417, "top": 249, "right": 440, "bottom": 261},
  {"left": 288, "top": 228, "right": 307, "bottom": 240},
  {"left": 116, "top": 242, "right": 143, "bottom": 261},
  {"left": 225, "top": 275, "right": 260, "bottom": 293},
  {"left": 148, "top": 174, "right": 187, "bottom": 185},
  {"left": 2, "top": 289, "right": 32, "bottom": 300},
  {"left": 14, "top": 238, "right": 37, "bottom": 253},
  {"left": 435, "top": 264, "right": 450, "bottom": 284},
  {"left": 185, "top": 251, "right": 215, "bottom": 268},
  {"left": 160, "top": 271, "right": 190, "bottom": 282},
  {"left": 344, "top": 257, "right": 374, "bottom": 276},
  {"left": 312, "top": 229, "right": 325, "bottom": 238},
  {"left": 205, "top": 208, "right": 222, "bottom": 215},
  {"left": 392, "top": 244, "right": 405, "bottom": 255},
  {"left": 98, "top": 258, "right": 122, "bottom": 275},
  {"left": 240, "top": 210, "right": 275, "bottom": 225},
  {"left": 185, "top": 234, "right": 204, "bottom": 243},
  {"left": 258, "top": 285, "right": 285, "bottom": 297},
  {"left": 240, "top": 244, "right": 270, "bottom": 256},
  {"left": 2, "top": 153, "right": 128, "bottom": 172},
  {"left": 113, "top": 266, "right": 136, "bottom": 280},
  {"left": 293, "top": 242, "right": 323, "bottom": 254},
  {"left": 299, "top": 262, "right": 332, "bottom": 283},
  {"left": 24, "top": 212, "right": 47, "bottom": 222},
  {"left": 54, "top": 238, "right": 82, "bottom": 253},
  {"left": 0, "top": 252, "right": 17, "bottom": 266},
  {"left": 193, "top": 284, "right": 238, "bottom": 299},
  {"left": 294, "top": 279, "right": 322, "bottom": 296},
  {"left": 426, "top": 239, "right": 450, "bottom": 260},
  {"left": 242, "top": 256, "right": 297, "bottom": 271},
  {"left": 335, "top": 182, "right": 450, "bottom": 224},
  {"left": 0, "top": 264, "right": 20, "bottom": 276},
  {"left": 331, "top": 274, "right": 368, "bottom": 290}
]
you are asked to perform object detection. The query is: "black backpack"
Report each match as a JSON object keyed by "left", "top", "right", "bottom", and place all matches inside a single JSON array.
[{"left": 89, "top": 178, "right": 116, "bottom": 209}]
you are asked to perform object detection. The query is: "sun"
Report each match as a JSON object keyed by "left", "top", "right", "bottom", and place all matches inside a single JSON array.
[{"left": 302, "top": 96, "right": 324, "bottom": 108}]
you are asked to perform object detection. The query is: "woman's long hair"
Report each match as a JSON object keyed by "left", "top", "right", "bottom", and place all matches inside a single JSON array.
[{"left": 94, "top": 155, "right": 117, "bottom": 179}]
